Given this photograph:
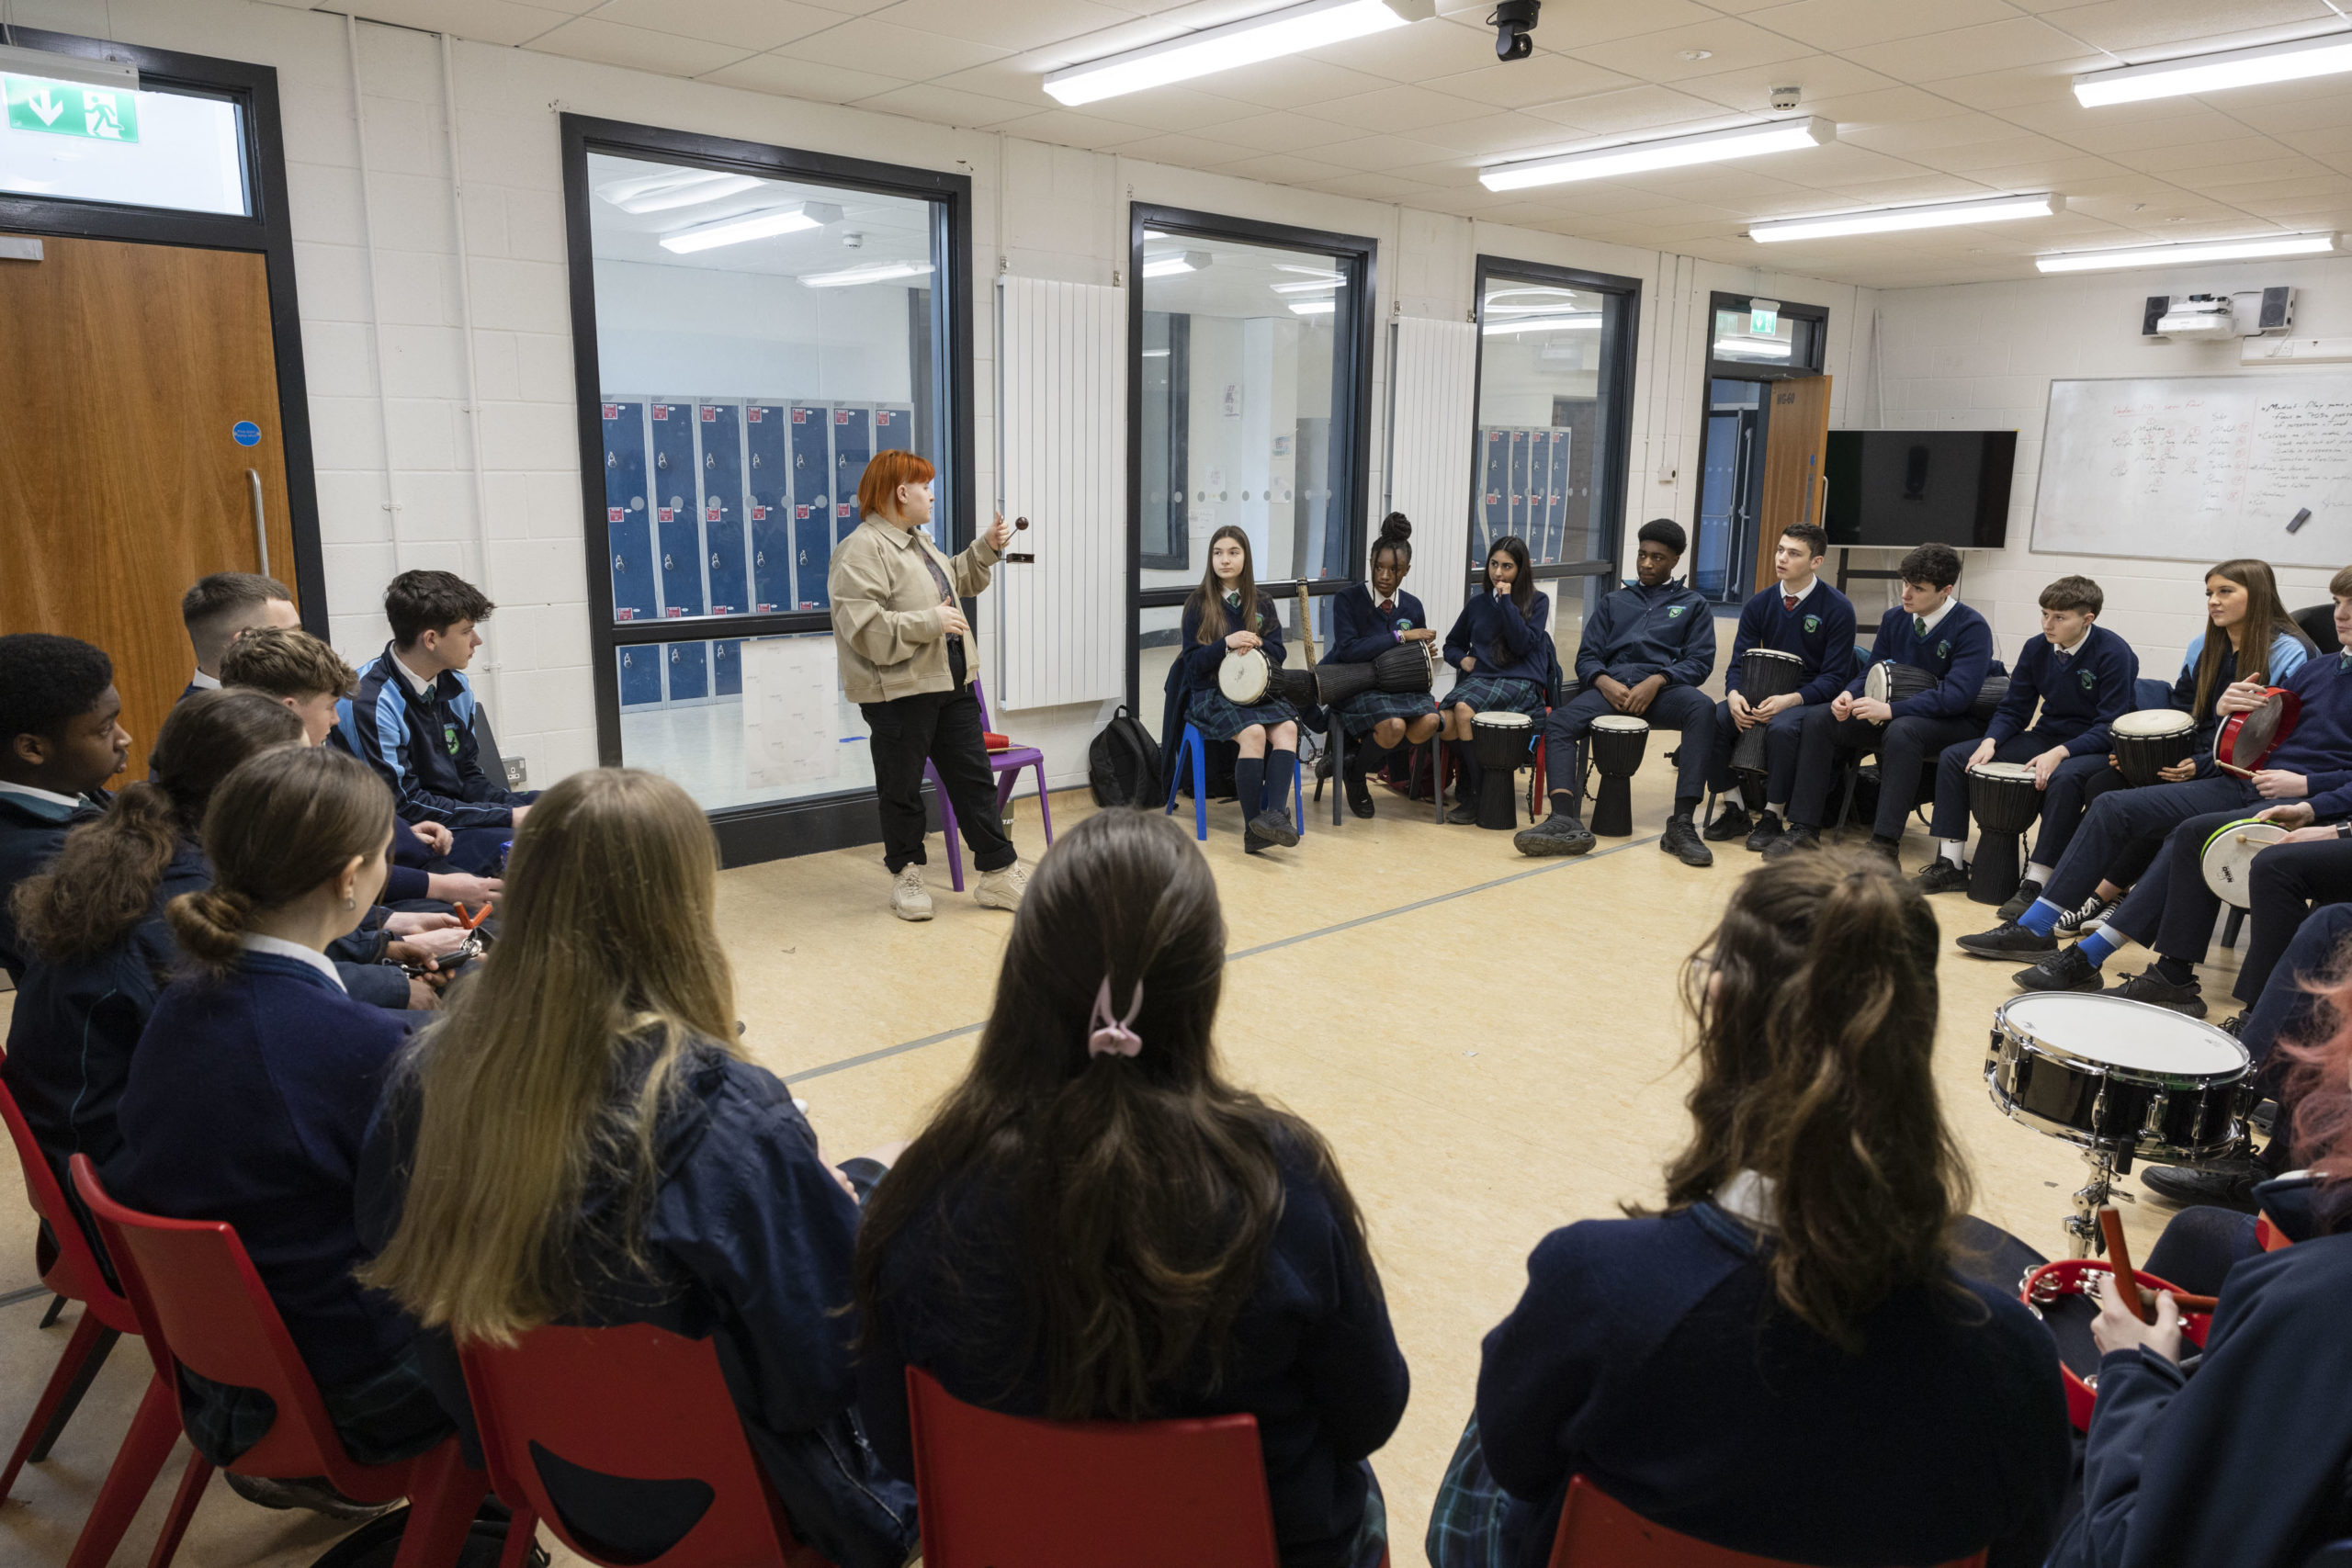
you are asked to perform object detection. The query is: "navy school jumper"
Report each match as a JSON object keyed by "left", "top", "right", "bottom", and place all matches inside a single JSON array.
[
  {"left": 1159, "top": 595, "right": 1292, "bottom": 788},
  {"left": 1784, "top": 601, "right": 1996, "bottom": 835},
  {"left": 0, "top": 788, "right": 107, "bottom": 984},
  {"left": 1442, "top": 589, "right": 1553, "bottom": 690},
  {"left": 1928, "top": 623, "right": 2140, "bottom": 844},
  {"left": 1706, "top": 581, "right": 1858, "bottom": 805},
  {"left": 1329, "top": 583, "right": 1430, "bottom": 662}
]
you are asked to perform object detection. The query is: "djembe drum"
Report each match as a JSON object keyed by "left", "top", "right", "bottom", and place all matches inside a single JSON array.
[
  {"left": 2110, "top": 708, "right": 2195, "bottom": 786},
  {"left": 1588, "top": 714, "right": 1649, "bottom": 837},
  {"left": 1731, "top": 649, "right": 1804, "bottom": 775},
  {"left": 1965, "top": 760, "right": 2041, "bottom": 905},
  {"left": 1470, "top": 711, "right": 1533, "bottom": 829}
]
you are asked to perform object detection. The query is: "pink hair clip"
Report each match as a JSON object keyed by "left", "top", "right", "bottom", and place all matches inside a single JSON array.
[{"left": 1087, "top": 976, "right": 1144, "bottom": 1059}]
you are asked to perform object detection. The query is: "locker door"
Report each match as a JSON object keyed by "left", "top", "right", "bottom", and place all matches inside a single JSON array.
[
  {"left": 1525, "top": 431, "right": 1550, "bottom": 560},
  {"left": 1479, "top": 429, "right": 1508, "bottom": 558},
  {"left": 712, "top": 637, "right": 742, "bottom": 697},
  {"left": 873, "top": 404, "right": 913, "bottom": 453},
  {"left": 1547, "top": 428, "right": 1573, "bottom": 564},
  {"left": 1507, "top": 429, "right": 1529, "bottom": 542},
  {"left": 789, "top": 405, "right": 834, "bottom": 609},
  {"left": 602, "top": 400, "right": 659, "bottom": 623},
  {"left": 616, "top": 645, "right": 663, "bottom": 708},
  {"left": 745, "top": 404, "right": 791, "bottom": 612},
  {"left": 650, "top": 401, "right": 705, "bottom": 620},
  {"left": 831, "top": 405, "right": 874, "bottom": 547},
  {"left": 667, "top": 639, "right": 709, "bottom": 702},
  {"left": 698, "top": 402, "right": 749, "bottom": 617}
]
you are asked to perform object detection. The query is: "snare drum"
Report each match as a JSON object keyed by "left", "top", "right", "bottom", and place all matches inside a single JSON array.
[
  {"left": 1985, "top": 992, "right": 2251, "bottom": 1163},
  {"left": 2215, "top": 685, "right": 2301, "bottom": 773},
  {"left": 2110, "top": 708, "right": 2195, "bottom": 787},
  {"left": 1218, "top": 648, "right": 1270, "bottom": 705},
  {"left": 1732, "top": 649, "right": 1805, "bottom": 774},
  {"left": 2200, "top": 817, "right": 2290, "bottom": 908},
  {"left": 1470, "top": 711, "right": 1533, "bottom": 830},
  {"left": 2020, "top": 1258, "right": 2213, "bottom": 1431}
]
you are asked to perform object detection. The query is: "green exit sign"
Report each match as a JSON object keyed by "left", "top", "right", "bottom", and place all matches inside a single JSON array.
[
  {"left": 1749, "top": 301, "right": 1779, "bottom": 335},
  {"left": 4, "top": 75, "right": 139, "bottom": 142}
]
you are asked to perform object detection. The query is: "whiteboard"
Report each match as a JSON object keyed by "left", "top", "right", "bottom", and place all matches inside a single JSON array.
[{"left": 2030, "top": 375, "right": 2352, "bottom": 567}]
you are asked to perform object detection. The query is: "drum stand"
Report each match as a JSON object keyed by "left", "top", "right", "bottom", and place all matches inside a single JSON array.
[{"left": 2064, "top": 1146, "right": 2133, "bottom": 1258}]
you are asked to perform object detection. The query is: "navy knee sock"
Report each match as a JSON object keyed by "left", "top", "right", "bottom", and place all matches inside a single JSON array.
[
  {"left": 1266, "top": 750, "right": 1296, "bottom": 818},
  {"left": 1236, "top": 757, "right": 1266, "bottom": 818}
]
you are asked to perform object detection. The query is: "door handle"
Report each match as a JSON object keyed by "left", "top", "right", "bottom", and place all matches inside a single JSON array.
[{"left": 246, "top": 469, "right": 268, "bottom": 575}]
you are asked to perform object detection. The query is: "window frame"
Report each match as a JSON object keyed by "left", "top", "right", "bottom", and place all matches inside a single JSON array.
[
  {"left": 1467, "top": 254, "right": 1643, "bottom": 592},
  {"left": 1124, "top": 203, "right": 1378, "bottom": 714},
  {"left": 1704, "top": 290, "right": 1827, "bottom": 381},
  {"left": 559, "top": 113, "right": 976, "bottom": 864}
]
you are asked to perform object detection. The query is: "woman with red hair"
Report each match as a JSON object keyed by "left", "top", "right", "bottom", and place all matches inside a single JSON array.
[{"left": 830, "top": 451, "right": 1023, "bottom": 921}]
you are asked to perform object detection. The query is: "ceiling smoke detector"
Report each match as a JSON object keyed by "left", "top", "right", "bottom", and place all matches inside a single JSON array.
[{"left": 1770, "top": 85, "right": 1801, "bottom": 110}]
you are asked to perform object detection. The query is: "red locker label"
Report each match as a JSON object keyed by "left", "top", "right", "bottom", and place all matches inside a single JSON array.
[
  {"left": 664, "top": 607, "right": 684, "bottom": 618},
  {"left": 602, "top": 403, "right": 618, "bottom": 420},
  {"left": 1485, "top": 493, "right": 1499, "bottom": 504},
  {"left": 652, "top": 406, "right": 668, "bottom": 420},
  {"left": 750, "top": 505, "right": 767, "bottom": 521},
  {"left": 795, "top": 504, "right": 810, "bottom": 520},
  {"left": 706, "top": 506, "right": 721, "bottom": 522},
  {"left": 616, "top": 608, "right": 634, "bottom": 621},
  {"left": 834, "top": 411, "right": 849, "bottom": 425},
  {"left": 607, "top": 507, "right": 624, "bottom": 523},
  {"left": 836, "top": 502, "right": 853, "bottom": 519},
  {"left": 658, "top": 507, "right": 673, "bottom": 523},
  {"left": 876, "top": 411, "right": 894, "bottom": 425},
  {"left": 791, "top": 409, "right": 808, "bottom": 424},
  {"left": 757, "top": 602, "right": 775, "bottom": 612},
  {"left": 749, "top": 408, "right": 765, "bottom": 423},
  {"left": 701, "top": 406, "right": 717, "bottom": 422}
]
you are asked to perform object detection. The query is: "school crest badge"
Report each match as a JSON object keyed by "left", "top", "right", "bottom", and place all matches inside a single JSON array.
[
  {"left": 443, "top": 722, "right": 461, "bottom": 755},
  {"left": 1803, "top": 615, "right": 1821, "bottom": 634},
  {"left": 1937, "top": 640, "right": 1951, "bottom": 658},
  {"left": 1668, "top": 604, "right": 1688, "bottom": 618},
  {"left": 2078, "top": 669, "right": 2097, "bottom": 692}
]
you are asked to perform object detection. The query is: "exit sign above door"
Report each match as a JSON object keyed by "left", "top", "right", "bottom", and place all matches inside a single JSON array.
[{"left": 5, "top": 75, "right": 140, "bottom": 141}]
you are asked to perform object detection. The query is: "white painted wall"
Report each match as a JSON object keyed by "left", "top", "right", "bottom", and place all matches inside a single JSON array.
[
  {"left": 17, "top": 0, "right": 1876, "bottom": 809},
  {"left": 1872, "top": 253, "right": 2352, "bottom": 681}
]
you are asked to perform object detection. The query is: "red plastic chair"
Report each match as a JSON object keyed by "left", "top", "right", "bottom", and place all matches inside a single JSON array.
[
  {"left": 0, "top": 1066, "right": 155, "bottom": 1509},
  {"left": 1550, "top": 1475, "right": 1986, "bottom": 1567},
  {"left": 905, "top": 1366, "right": 1388, "bottom": 1568},
  {"left": 68, "top": 1155, "right": 492, "bottom": 1568},
  {"left": 458, "top": 1321, "right": 835, "bottom": 1568}
]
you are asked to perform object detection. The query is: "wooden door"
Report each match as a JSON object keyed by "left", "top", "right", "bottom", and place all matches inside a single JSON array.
[
  {"left": 1753, "top": 374, "right": 1833, "bottom": 593},
  {"left": 0, "top": 234, "right": 294, "bottom": 784}
]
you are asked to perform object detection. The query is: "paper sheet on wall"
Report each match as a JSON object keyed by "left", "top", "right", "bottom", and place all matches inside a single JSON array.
[{"left": 742, "top": 637, "right": 844, "bottom": 789}]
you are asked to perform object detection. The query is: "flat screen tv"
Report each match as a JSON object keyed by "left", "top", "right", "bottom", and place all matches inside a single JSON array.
[{"left": 1824, "top": 430, "right": 2017, "bottom": 549}]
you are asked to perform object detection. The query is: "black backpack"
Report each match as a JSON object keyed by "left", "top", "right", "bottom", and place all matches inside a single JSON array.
[{"left": 1089, "top": 705, "right": 1163, "bottom": 808}]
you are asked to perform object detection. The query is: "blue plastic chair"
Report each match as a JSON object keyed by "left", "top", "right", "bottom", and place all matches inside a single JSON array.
[{"left": 1162, "top": 723, "right": 1306, "bottom": 843}]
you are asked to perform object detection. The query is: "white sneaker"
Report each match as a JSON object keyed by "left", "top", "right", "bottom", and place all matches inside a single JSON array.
[
  {"left": 890, "top": 864, "right": 933, "bottom": 922},
  {"left": 974, "top": 861, "right": 1029, "bottom": 911}
]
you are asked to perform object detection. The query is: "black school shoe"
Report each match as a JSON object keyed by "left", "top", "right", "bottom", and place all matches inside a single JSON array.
[
  {"left": 1913, "top": 860, "right": 1971, "bottom": 895},
  {"left": 2110, "top": 969, "right": 2208, "bottom": 1018},
  {"left": 2141, "top": 1158, "right": 2264, "bottom": 1213},
  {"left": 1515, "top": 813, "right": 1596, "bottom": 856},
  {"left": 1759, "top": 822, "right": 1819, "bottom": 860},
  {"left": 1741, "top": 809, "right": 1783, "bottom": 852},
  {"left": 1957, "top": 920, "right": 2057, "bottom": 958},
  {"left": 1996, "top": 878, "right": 2044, "bottom": 922},
  {"left": 1343, "top": 768, "right": 1375, "bottom": 819},
  {"left": 2011, "top": 943, "right": 2103, "bottom": 993},
  {"left": 1248, "top": 807, "right": 1300, "bottom": 849},
  {"left": 1661, "top": 813, "right": 1713, "bottom": 867},
  {"left": 1702, "top": 804, "right": 1753, "bottom": 843}
]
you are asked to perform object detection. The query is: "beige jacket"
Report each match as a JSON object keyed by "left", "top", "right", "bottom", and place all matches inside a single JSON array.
[{"left": 828, "top": 513, "right": 1000, "bottom": 705}]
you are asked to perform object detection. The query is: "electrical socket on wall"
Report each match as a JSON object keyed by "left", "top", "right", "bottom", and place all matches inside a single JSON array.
[{"left": 504, "top": 757, "right": 529, "bottom": 788}]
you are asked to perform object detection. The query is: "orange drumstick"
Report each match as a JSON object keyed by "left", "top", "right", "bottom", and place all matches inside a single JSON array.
[
  {"left": 456, "top": 901, "right": 491, "bottom": 931},
  {"left": 2099, "top": 1207, "right": 2150, "bottom": 1324}
]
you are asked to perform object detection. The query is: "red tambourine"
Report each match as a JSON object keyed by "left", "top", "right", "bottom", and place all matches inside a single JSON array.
[
  {"left": 2020, "top": 1259, "right": 2212, "bottom": 1431},
  {"left": 2213, "top": 685, "right": 2301, "bottom": 774}
]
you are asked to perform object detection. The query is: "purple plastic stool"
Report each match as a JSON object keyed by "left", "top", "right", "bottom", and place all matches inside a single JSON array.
[{"left": 923, "top": 678, "right": 1053, "bottom": 892}]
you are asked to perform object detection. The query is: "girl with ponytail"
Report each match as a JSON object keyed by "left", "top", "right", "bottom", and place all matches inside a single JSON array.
[
  {"left": 357, "top": 768, "right": 915, "bottom": 1568},
  {"left": 1323, "top": 513, "right": 1442, "bottom": 818},
  {"left": 1431, "top": 848, "right": 2069, "bottom": 1568},
  {"left": 854, "top": 808, "right": 1406, "bottom": 1568}
]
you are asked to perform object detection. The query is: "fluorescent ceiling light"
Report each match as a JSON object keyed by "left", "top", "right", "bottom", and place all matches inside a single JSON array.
[
  {"left": 1045, "top": 0, "right": 1432, "bottom": 106},
  {"left": 1481, "top": 117, "right": 1835, "bottom": 191},
  {"left": 800, "top": 259, "right": 934, "bottom": 288},
  {"left": 1289, "top": 299, "right": 1337, "bottom": 315},
  {"left": 1142, "top": 250, "right": 1214, "bottom": 277},
  {"left": 661, "top": 200, "right": 842, "bottom": 254},
  {"left": 0, "top": 44, "right": 137, "bottom": 91},
  {"left": 1484, "top": 313, "right": 1601, "bottom": 334},
  {"left": 1715, "top": 338, "right": 1791, "bottom": 356},
  {"left": 1270, "top": 276, "right": 1346, "bottom": 294},
  {"left": 599, "top": 170, "right": 766, "bottom": 214},
  {"left": 1750, "top": 192, "right": 2063, "bottom": 243},
  {"left": 2074, "top": 29, "right": 2352, "bottom": 107},
  {"left": 1141, "top": 348, "right": 1171, "bottom": 358},
  {"left": 1273, "top": 265, "right": 1343, "bottom": 279},
  {"left": 2034, "top": 231, "right": 2340, "bottom": 272}
]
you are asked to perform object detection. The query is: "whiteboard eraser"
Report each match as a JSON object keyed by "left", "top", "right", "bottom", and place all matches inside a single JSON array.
[{"left": 2288, "top": 507, "right": 2312, "bottom": 535}]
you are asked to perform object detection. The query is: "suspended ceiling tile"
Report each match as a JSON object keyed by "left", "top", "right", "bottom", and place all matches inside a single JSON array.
[
  {"left": 1509, "top": 182, "right": 1668, "bottom": 215},
  {"left": 2052, "top": 106, "right": 2260, "bottom": 153},
  {"left": 584, "top": 0, "right": 845, "bottom": 51},
  {"left": 1789, "top": 173, "right": 2003, "bottom": 206},
  {"left": 985, "top": 105, "right": 1177, "bottom": 147},
  {"left": 1741, "top": 0, "right": 2027, "bottom": 53},
  {"left": 1102, "top": 130, "right": 1262, "bottom": 165},
  {"left": 1800, "top": 85, "right": 1982, "bottom": 124},
  {"left": 922, "top": 59, "right": 1069, "bottom": 107},
  {"left": 1421, "top": 51, "right": 1644, "bottom": 110},
  {"left": 1922, "top": 64, "right": 2085, "bottom": 108},
  {"left": 1839, "top": 111, "right": 2042, "bottom": 156},
  {"left": 1849, "top": 19, "right": 2102, "bottom": 83},
  {"left": 851, "top": 84, "right": 1043, "bottom": 128},
  {"left": 1611, "top": 167, "right": 1826, "bottom": 206},
  {"left": 861, "top": 0, "right": 1143, "bottom": 51},
  {"left": 1413, "top": 111, "right": 1596, "bottom": 157},
  {"left": 1311, "top": 83, "right": 1507, "bottom": 134},
  {"left": 2220, "top": 171, "right": 2352, "bottom": 202},
  {"left": 1306, "top": 133, "right": 1476, "bottom": 172},
  {"left": 1763, "top": 140, "right": 1939, "bottom": 186},
  {"left": 1926, "top": 132, "right": 2090, "bottom": 171},
  {"left": 1307, "top": 17, "right": 1511, "bottom": 81},
  {"left": 2227, "top": 96, "right": 2352, "bottom": 135},
  {"left": 1522, "top": 0, "right": 1726, "bottom": 47},
  {"left": 1306, "top": 170, "right": 1447, "bottom": 202},
  {"left": 325, "top": 0, "right": 585, "bottom": 46},
  {"left": 2122, "top": 134, "right": 2314, "bottom": 172},
  {"left": 2170, "top": 153, "right": 2337, "bottom": 187},
  {"left": 2274, "top": 125, "right": 2352, "bottom": 160},
  {"left": 1946, "top": 152, "right": 2135, "bottom": 189},
  {"left": 1566, "top": 17, "right": 1818, "bottom": 84},
  {"left": 1186, "top": 58, "right": 1392, "bottom": 107},
  {"left": 1193, "top": 108, "right": 1357, "bottom": 152},
  {"left": 699, "top": 51, "right": 913, "bottom": 101},
  {"left": 1388, "top": 157, "right": 1502, "bottom": 189},
  {"left": 1206, "top": 150, "right": 1360, "bottom": 184},
  {"left": 526, "top": 17, "right": 752, "bottom": 76},
  {"left": 1517, "top": 84, "right": 1732, "bottom": 133},
  {"left": 2031, "top": 0, "right": 2340, "bottom": 56},
  {"left": 787, "top": 18, "right": 1014, "bottom": 78},
  {"left": 1676, "top": 54, "right": 1903, "bottom": 114}
]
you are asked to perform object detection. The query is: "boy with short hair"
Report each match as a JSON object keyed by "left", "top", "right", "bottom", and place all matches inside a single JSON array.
[
  {"left": 0, "top": 634, "right": 132, "bottom": 981},
  {"left": 346, "top": 570, "right": 534, "bottom": 874},
  {"left": 179, "top": 571, "right": 300, "bottom": 699}
]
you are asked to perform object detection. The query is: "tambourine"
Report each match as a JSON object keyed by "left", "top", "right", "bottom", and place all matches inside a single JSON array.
[
  {"left": 2019, "top": 1258, "right": 2211, "bottom": 1431},
  {"left": 401, "top": 929, "right": 485, "bottom": 978},
  {"left": 2200, "top": 817, "right": 2290, "bottom": 908},
  {"left": 2214, "top": 686, "right": 2300, "bottom": 774},
  {"left": 1218, "top": 647, "right": 1271, "bottom": 704}
]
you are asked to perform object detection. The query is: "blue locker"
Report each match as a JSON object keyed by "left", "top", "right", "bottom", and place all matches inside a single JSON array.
[
  {"left": 712, "top": 637, "right": 742, "bottom": 698},
  {"left": 1526, "top": 431, "right": 1550, "bottom": 560},
  {"left": 872, "top": 404, "right": 913, "bottom": 452},
  {"left": 1479, "top": 429, "right": 1509, "bottom": 558},
  {"left": 601, "top": 400, "right": 659, "bottom": 624},
  {"left": 698, "top": 402, "right": 749, "bottom": 617},
  {"left": 789, "top": 405, "right": 834, "bottom": 610},
  {"left": 1547, "top": 429, "right": 1573, "bottom": 565},
  {"left": 1507, "top": 429, "right": 1529, "bottom": 544},
  {"left": 649, "top": 401, "right": 705, "bottom": 620},
  {"left": 616, "top": 645, "right": 663, "bottom": 708},
  {"left": 667, "top": 640, "right": 708, "bottom": 703},
  {"left": 831, "top": 406, "right": 873, "bottom": 551},
  {"left": 745, "top": 404, "right": 791, "bottom": 613}
]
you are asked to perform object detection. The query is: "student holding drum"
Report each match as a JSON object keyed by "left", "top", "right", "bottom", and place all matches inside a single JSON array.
[
  {"left": 1440, "top": 536, "right": 1553, "bottom": 828},
  {"left": 1767, "top": 542, "right": 1993, "bottom": 864},
  {"left": 1326, "top": 513, "right": 1442, "bottom": 819},
  {"left": 1914, "top": 576, "right": 2138, "bottom": 903},
  {"left": 1702, "top": 523, "right": 1856, "bottom": 853},
  {"left": 1515, "top": 520, "right": 1716, "bottom": 864},
  {"left": 1173, "top": 525, "right": 1303, "bottom": 854}
]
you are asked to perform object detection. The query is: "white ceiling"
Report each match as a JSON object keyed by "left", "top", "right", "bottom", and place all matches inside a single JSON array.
[{"left": 272, "top": 0, "right": 2352, "bottom": 288}]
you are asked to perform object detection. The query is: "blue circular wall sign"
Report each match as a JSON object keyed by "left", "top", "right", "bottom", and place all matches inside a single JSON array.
[{"left": 232, "top": 421, "right": 261, "bottom": 446}]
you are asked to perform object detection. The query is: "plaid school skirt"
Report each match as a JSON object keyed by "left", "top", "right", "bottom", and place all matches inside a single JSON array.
[
  {"left": 1424, "top": 1412, "right": 1517, "bottom": 1568},
  {"left": 1442, "top": 674, "right": 1546, "bottom": 719},
  {"left": 1188, "top": 686, "right": 1299, "bottom": 741},
  {"left": 1332, "top": 686, "right": 1440, "bottom": 732}
]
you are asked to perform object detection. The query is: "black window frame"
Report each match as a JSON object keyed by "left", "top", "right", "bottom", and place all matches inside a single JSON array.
[
  {"left": 1468, "top": 254, "right": 1643, "bottom": 593},
  {"left": 1705, "top": 290, "right": 1827, "bottom": 381},
  {"left": 1125, "top": 204, "right": 1377, "bottom": 714},
  {"left": 559, "top": 113, "right": 975, "bottom": 865},
  {"left": 0, "top": 26, "right": 326, "bottom": 629}
]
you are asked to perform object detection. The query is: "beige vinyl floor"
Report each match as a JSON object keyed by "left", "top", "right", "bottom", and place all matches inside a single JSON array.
[{"left": 0, "top": 739, "right": 2246, "bottom": 1568}]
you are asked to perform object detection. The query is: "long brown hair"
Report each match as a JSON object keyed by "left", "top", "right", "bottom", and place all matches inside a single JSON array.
[
  {"left": 12, "top": 689, "right": 300, "bottom": 964},
  {"left": 2193, "top": 558, "right": 2304, "bottom": 717},
  {"left": 1651, "top": 848, "right": 1972, "bottom": 1350},
  {"left": 359, "top": 769, "right": 741, "bottom": 1344},
  {"left": 2275, "top": 967, "right": 2352, "bottom": 1226},
  {"left": 853, "top": 808, "right": 1373, "bottom": 1421},
  {"left": 167, "top": 745, "right": 394, "bottom": 979},
  {"left": 1189, "top": 525, "right": 1263, "bottom": 647}
]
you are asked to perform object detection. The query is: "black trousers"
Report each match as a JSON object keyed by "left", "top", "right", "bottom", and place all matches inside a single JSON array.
[
  {"left": 2236, "top": 838, "right": 2352, "bottom": 1003},
  {"left": 861, "top": 682, "right": 1016, "bottom": 876},
  {"left": 1786, "top": 705, "right": 1979, "bottom": 837}
]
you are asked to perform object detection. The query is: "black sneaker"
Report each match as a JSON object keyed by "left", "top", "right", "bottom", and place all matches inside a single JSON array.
[
  {"left": 2012, "top": 943, "right": 2104, "bottom": 992},
  {"left": 1343, "top": 768, "right": 1374, "bottom": 819},
  {"left": 1515, "top": 813, "right": 1596, "bottom": 857},
  {"left": 1660, "top": 812, "right": 1713, "bottom": 867},
  {"left": 1702, "top": 805, "right": 1753, "bottom": 843},
  {"left": 1742, "top": 810, "right": 1783, "bottom": 853},
  {"left": 1996, "top": 878, "right": 2044, "bottom": 923},
  {"left": 1865, "top": 836, "right": 1902, "bottom": 870},
  {"left": 1957, "top": 919, "right": 2058, "bottom": 958},
  {"left": 2141, "top": 1159, "right": 2263, "bottom": 1213},
  {"left": 2055, "top": 891, "right": 2116, "bottom": 936},
  {"left": 2111, "top": 969, "right": 2208, "bottom": 1018},
  {"left": 2220, "top": 1010, "right": 2246, "bottom": 1038},
  {"left": 1913, "top": 860, "right": 1972, "bottom": 896},
  {"left": 1248, "top": 807, "right": 1299, "bottom": 849},
  {"left": 224, "top": 1473, "right": 396, "bottom": 1520},
  {"left": 1759, "top": 822, "right": 1820, "bottom": 860},
  {"left": 1446, "top": 797, "right": 1479, "bottom": 825}
]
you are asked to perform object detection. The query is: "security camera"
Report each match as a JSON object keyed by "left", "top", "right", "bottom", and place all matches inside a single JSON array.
[{"left": 1491, "top": 0, "right": 1538, "bottom": 62}]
